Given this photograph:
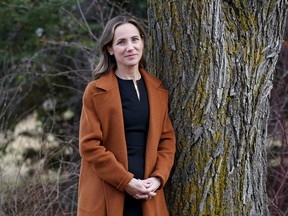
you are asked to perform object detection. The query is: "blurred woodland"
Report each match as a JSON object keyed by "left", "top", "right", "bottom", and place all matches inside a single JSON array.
[{"left": 0, "top": 0, "right": 287, "bottom": 215}]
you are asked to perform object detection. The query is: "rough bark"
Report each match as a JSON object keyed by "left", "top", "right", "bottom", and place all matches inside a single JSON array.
[{"left": 147, "top": 1, "right": 288, "bottom": 215}]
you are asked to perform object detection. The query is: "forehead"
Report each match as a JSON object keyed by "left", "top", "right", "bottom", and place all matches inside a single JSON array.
[{"left": 113, "top": 23, "right": 140, "bottom": 39}]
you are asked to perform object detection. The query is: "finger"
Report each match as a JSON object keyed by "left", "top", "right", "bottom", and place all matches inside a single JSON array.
[
  {"left": 136, "top": 187, "right": 149, "bottom": 194},
  {"left": 145, "top": 183, "right": 158, "bottom": 191},
  {"left": 132, "top": 180, "right": 149, "bottom": 193},
  {"left": 141, "top": 181, "right": 150, "bottom": 188},
  {"left": 147, "top": 191, "right": 156, "bottom": 197},
  {"left": 133, "top": 193, "right": 149, "bottom": 200}
]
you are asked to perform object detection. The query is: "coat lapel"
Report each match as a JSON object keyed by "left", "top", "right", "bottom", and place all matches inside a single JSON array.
[
  {"left": 92, "top": 71, "right": 128, "bottom": 168},
  {"left": 140, "top": 69, "right": 169, "bottom": 178}
]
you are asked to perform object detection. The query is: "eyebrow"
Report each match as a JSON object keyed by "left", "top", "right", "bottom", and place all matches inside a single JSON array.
[{"left": 115, "top": 34, "right": 140, "bottom": 42}]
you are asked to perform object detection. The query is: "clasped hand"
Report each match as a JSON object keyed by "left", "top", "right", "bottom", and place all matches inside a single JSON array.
[{"left": 125, "top": 177, "right": 161, "bottom": 200}]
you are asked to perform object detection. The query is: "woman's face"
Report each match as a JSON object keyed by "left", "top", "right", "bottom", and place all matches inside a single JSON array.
[{"left": 108, "top": 23, "right": 144, "bottom": 69}]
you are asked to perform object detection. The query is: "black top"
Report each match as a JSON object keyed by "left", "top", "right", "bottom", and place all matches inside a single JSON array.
[
  {"left": 117, "top": 76, "right": 149, "bottom": 216},
  {"left": 117, "top": 76, "right": 149, "bottom": 179}
]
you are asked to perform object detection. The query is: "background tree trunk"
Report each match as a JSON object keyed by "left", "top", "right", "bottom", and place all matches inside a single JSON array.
[{"left": 147, "top": 1, "right": 287, "bottom": 215}]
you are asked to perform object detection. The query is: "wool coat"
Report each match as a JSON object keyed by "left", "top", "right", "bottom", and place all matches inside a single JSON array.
[{"left": 77, "top": 69, "right": 176, "bottom": 216}]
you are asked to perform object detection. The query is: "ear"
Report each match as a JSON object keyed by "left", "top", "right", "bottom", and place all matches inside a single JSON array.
[{"left": 107, "top": 47, "right": 113, "bottom": 55}]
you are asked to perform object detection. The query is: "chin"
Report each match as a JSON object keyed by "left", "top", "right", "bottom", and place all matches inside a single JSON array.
[{"left": 126, "top": 61, "right": 139, "bottom": 67}]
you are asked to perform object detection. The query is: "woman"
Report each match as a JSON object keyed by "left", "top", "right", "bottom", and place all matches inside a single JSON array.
[{"left": 78, "top": 15, "right": 176, "bottom": 216}]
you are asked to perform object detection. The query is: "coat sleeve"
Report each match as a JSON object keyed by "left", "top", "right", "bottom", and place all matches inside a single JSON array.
[
  {"left": 79, "top": 84, "right": 133, "bottom": 191},
  {"left": 151, "top": 98, "right": 176, "bottom": 188}
]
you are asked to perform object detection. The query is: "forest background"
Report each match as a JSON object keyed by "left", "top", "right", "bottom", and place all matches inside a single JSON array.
[{"left": 0, "top": 0, "right": 287, "bottom": 215}]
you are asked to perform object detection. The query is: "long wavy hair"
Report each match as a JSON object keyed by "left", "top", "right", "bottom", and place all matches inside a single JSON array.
[{"left": 92, "top": 15, "right": 147, "bottom": 80}]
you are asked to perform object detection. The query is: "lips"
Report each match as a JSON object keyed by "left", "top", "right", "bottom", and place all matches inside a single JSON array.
[{"left": 125, "top": 54, "right": 136, "bottom": 58}]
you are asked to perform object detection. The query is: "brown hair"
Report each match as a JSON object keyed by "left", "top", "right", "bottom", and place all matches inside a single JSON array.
[{"left": 92, "top": 15, "right": 146, "bottom": 79}]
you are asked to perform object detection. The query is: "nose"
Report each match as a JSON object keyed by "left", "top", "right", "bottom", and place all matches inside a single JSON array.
[{"left": 126, "top": 41, "right": 134, "bottom": 51}]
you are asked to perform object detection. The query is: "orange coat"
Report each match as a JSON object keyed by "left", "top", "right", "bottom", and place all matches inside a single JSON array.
[{"left": 77, "top": 69, "right": 176, "bottom": 216}]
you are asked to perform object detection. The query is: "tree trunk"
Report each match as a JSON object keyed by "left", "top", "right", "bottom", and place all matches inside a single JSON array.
[{"left": 147, "top": 1, "right": 287, "bottom": 215}]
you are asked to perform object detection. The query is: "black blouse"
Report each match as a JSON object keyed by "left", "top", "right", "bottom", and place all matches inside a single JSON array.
[{"left": 117, "top": 76, "right": 149, "bottom": 180}]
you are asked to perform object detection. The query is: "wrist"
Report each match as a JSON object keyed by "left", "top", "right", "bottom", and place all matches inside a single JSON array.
[{"left": 153, "top": 176, "right": 163, "bottom": 188}]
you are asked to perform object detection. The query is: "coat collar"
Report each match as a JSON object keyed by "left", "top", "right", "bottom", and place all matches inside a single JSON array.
[{"left": 95, "top": 68, "right": 163, "bottom": 91}]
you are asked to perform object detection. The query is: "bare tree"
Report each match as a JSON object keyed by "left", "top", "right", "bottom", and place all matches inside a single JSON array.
[{"left": 147, "top": 1, "right": 287, "bottom": 215}]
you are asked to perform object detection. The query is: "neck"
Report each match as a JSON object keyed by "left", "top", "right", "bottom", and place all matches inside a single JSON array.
[{"left": 115, "top": 66, "right": 141, "bottom": 81}]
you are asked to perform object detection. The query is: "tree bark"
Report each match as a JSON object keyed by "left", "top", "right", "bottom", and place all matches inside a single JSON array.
[{"left": 147, "top": 1, "right": 288, "bottom": 215}]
